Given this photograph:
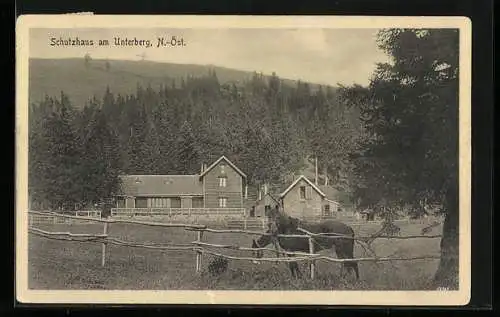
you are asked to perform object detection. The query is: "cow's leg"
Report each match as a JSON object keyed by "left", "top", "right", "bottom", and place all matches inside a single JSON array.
[
  {"left": 332, "top": 244, "right": 346, "bottom": 278},
  {"left": 293, "top": 262, "right": 302, "bottom": 278},
  {"left": 287, "top": 262, "right": 295, "bottom": 278},
  {"left": 288, "top": 261, "right": 299, "bottom": 278},
  {"left": 286, "top": 254, "right": 301, "bottom": 279},
  {"left": 290, "top": 261, "right": 301, "bottom": 278}
]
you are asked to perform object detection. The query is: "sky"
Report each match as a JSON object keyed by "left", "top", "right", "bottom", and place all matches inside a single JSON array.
[{"left": 30, "top": 28, "right": 391, "bottom": 86}]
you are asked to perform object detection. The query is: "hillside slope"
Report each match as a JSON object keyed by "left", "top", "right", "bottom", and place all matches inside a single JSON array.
[{"left": 29, "top": 58, "right": 319, "bottom": 109}]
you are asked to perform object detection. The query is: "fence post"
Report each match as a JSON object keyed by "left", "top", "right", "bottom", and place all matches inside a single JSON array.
[
  {"left": 101, "top": 222, "right": 109, "bottom": 267},
  {"left": 308, "top": 236, "right": 315, "bottom": 280},
  {"left": 195, "top": 230, "right": 203, "bottom": 273}
]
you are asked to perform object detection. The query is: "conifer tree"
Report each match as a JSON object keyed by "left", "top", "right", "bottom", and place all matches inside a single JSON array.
[
  {"left": 340, "top": 29, "right": 459, "bottom": 289},
  {"left": 174, "top": 120, "right": 200, "bottom": 174},
  {"left": 42, "top": 92, "right": 82, "bottom": 210}
]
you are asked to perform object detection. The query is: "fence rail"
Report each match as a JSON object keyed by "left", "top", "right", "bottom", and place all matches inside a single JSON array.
[
  {"left": 27, "top": 210, "right": 443, "bottom": 280},
  {"left": 29, "top": 211, "right": 207, "bottom": 228},
  {"left": 111, "top": 207, "right": 247, "bottom": 217},
  {"left": 28, "top": 210, "right": 102, "bottom": 225}
]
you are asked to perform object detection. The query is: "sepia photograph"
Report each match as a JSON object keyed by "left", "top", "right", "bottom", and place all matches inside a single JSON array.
[{"left": 16, "top": 15, "right": 471, "bottom": 305}]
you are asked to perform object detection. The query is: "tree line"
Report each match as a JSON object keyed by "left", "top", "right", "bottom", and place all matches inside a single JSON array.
[{"left": 28, "top": 69, "right": 360, "bottom": 210}]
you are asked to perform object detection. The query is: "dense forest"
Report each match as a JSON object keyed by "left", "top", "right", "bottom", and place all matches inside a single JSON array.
[{"left": 28, "top": 70, "right": 362, "bottom": 210}]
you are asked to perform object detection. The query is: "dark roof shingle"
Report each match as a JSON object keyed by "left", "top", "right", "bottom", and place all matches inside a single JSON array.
[{"left": 119, "top": 175, "right": 203, "bottom": 196}]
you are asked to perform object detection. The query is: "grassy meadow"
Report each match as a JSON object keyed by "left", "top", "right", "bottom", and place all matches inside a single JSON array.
[{"left": 28, "top": 218, "right": 443, "bottom": 291}]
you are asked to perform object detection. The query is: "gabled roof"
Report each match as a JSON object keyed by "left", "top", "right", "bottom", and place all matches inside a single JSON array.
[
  {"left": 318, "top": 185, "right": 341, "bottom": 203},
  {"left": 199, "top": 155, "right": 247, "bottom": 179},
  {"left": 279, "top": 175, "right": 326, "bottom": 198},
  {"left": 260, "top": 192, "right": 282, "bottom": 205},
  {"left": 119, "top": 175, "right": 203, "bottom": 196}
]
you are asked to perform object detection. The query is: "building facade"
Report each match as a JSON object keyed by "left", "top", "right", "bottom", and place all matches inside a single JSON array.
[
  {"left": 249, "top": 175, "right": 341, "bottom": 220},
  {"left": 279, "top": 175, "right": 340, "bottom": 220},
  {"left": 278, "top": 175, "right": 324, "bottom": 219},
  {"left": 114, "top": 157, "right": 341, "bottom": 220},
  {"left": 115, "top": 156, "right": 247, "bottom": 212}
]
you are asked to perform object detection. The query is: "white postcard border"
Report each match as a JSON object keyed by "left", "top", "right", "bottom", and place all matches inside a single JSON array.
[{"left": 16, "top": 15, "right": 472, "bottom": 306}]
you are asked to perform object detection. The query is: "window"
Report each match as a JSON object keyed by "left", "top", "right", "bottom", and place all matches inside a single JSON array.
[
  {"left": 219, "top": 176, "right": 227, "bottom": 187},
  {"left": 135, "top": 197, "right": 148, "bottom": 208},
  {"left": 170, "top": 197, "right": 181, "bottom": 208},
  {"left": 299, "top": 186, "right": 306, "bottom": 200},
  {"left": 219, "top": 197, "right": 227, "bottom": 208},
  {"left": 250, "top": 206, "right": 255, "bottom": 217},
  {"left": 220, "top": 164, "right": 226, "bottom": 174},
  {"left": 151, "top": 198, "right": 167, "bottom": 208},
  {"left": 323, "top": 204, "right": 331, "bottom": 217},
  {"left": 192, "top": 197, "right": 204, "bottom": 208},
  {"left": 265, "top": 205, "right": 271, "bottom": 216},
  {"left": 116, "top": 198, "right": 126, "bottom": 208}
]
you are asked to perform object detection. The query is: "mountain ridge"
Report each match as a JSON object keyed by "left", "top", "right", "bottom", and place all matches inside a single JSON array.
[{"left": 29, "top": 58, "right": 336, "bottom": 109}]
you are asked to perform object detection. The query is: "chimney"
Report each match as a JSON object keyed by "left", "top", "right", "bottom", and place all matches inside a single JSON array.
[
  {"left": 201, "top": 163, "right": 204, "bottom": 173},
  {"left": 324, "top": 166, "right": 328, "bottom": 186}
]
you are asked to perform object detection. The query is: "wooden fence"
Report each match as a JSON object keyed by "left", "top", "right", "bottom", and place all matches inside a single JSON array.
[
  {"left": 110, "top": 207, "right": 268, "bottom": 229},
  {"left": 28, "top": 210, "right": 102, "bottom": 225},
  {"left": 111, "top": 207, "right": 246, "bottom": 217},
  {"left": 27, "top": 211, "right": 442, "bottom": 280}
]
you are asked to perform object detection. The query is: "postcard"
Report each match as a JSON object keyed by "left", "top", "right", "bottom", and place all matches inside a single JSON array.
[{"left": 16, "top": 14, "right": 471, "bottom": 305}]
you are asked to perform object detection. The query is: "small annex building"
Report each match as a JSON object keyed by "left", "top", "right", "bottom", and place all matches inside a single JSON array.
[
  {"left": 249, "top": 175, "right": 341, "bottom": 220},
  {"left": 279, "top": 175, "right": 340, "bottom": 219}
]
